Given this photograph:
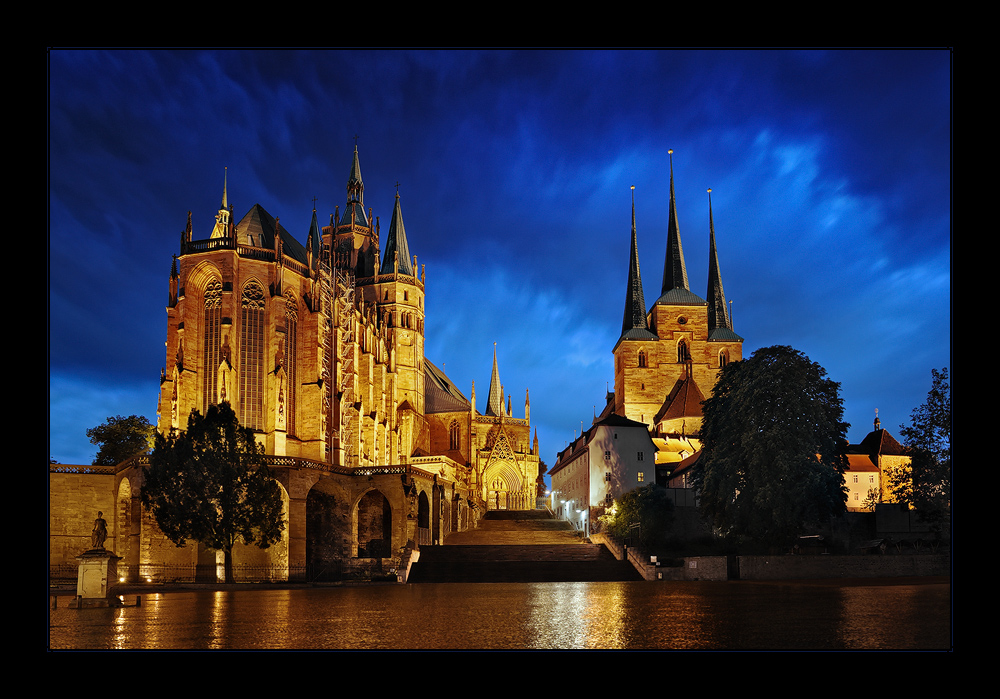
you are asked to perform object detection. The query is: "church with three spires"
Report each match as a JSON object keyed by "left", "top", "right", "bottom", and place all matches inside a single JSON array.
[{"left": 551, "top": 151, "right": 742, "bottom": 522}]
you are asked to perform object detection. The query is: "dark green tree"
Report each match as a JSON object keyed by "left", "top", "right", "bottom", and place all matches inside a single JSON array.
[
  {"left": 694, "top": 345, "right": 848, "bottom": 549},
  {"left": 87, "top": 414, "right": 155, "bottom": 466},
  {"left": 140, "top": 402, "right": 284, "bottom": 583},
  {"left": 598, "top": 483, "right": 674, "bottom": 550},
  {"left": 899, "top": 368, "right": 951, "bottom": 537}
]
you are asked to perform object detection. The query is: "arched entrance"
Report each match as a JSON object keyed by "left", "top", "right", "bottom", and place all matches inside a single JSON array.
[
  {"left": 307, "top": 479, "right": 348, "bottom": 581},
  {"left": 356, "top": 489, "right": 391, "bottom": 559}
]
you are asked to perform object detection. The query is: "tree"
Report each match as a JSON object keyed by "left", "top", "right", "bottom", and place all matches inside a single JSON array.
[
  {"left": 598, "top": 483, "right": 674, "bottom": 550},
  {"left": 87, "top": 414, "right": 155, "bottom": 466},
  {"left": 694, "top": 345, "right": 849, "bottom": 549},
  {"left": 140, "top": 402, "right": 284, "bottom": 583},
  {"left": 899, "top": 368, "right": 951, "bottom": 537}
]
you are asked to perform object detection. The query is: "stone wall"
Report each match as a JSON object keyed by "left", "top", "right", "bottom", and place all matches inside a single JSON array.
[
  {"left": 737, "top": 554, "right": 950, "bottom": 580},
  {"left": 49, "top": 470, "right": 115, "bottom": 565}
]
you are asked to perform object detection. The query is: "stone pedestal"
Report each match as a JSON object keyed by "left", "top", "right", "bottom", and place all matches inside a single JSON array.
[{"left": 73, "top": 549, "right": 121, "bottom": 608}]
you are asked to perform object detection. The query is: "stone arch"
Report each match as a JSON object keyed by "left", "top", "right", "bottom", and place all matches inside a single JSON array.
[
  {"left": 306, "top": 478, "right": 349, "bottom": 581},
  {"left": 115, "top": 476, "right": 139, "bottom": 581},
  {"left": 355, "top": 488, "right": 392, "bottom": 559},
  {"left": 483, "top": 460, "right": 523, "bottom": 511}
]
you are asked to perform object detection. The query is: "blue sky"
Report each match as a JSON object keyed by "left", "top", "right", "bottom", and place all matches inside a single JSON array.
[{"left": 49, "top": 49, "right": 951, "bottom": 470}]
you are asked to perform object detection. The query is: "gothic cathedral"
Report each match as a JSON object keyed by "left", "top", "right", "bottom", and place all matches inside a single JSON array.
[{"left": 157, "top": 147, "right": 540, "bottom": 511}]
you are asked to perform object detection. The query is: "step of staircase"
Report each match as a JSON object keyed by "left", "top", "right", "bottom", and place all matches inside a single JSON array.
[{"left": 407, "top": 510, "right": 642, "bottom": 583}]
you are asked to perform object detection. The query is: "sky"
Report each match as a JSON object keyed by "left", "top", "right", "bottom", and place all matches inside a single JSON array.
[{"left": 49, "top": 49, "right": 951, "bottom": 472}]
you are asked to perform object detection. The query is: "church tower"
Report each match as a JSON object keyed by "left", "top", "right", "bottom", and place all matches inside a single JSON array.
[
  {"left": 368, "top": 188, "right": 427, "bottom": 459},
  {"left": 326, "top": 145, "right": 379, "bottom": 279},
  {"left": 614, "top": 185, "right": 660, "bottom": 424},
  {"left": 613, "top": 150, "right": 743, "bottom": 438}
]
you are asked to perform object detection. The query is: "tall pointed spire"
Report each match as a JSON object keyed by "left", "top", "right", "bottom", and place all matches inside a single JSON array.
[
  {"left": 619, "top": 186, "right": 657, "bottom": 345},
  {"left": 339, "top": 144, "right": 368, "bottom": 227},
  {"left": 661, "top": 150, "right": 690, "bottom": 296},
  {"left": 380, "top": 188, "right": 413, "bottom": 276},
  {"left": 706, "top": 189, "right": 731, "bottom": 332},
  {"left": 705, "top": 188, "right": 743, "bottom": 341},
  {"left": 485, "top": 343, "right": 504, "bottom": 417}
]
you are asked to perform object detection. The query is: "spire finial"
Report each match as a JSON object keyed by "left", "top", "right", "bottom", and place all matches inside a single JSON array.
[{"left": 874, "top": 408, "right": 881, "bottom": 431}]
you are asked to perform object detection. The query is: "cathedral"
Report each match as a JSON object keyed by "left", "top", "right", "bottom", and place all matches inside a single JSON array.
[
  {"left": 51, "top": 147, "right": 540, "bottom": 581},
  {"left": 159, "top": 146, "right": 539, "bottom": 505}
]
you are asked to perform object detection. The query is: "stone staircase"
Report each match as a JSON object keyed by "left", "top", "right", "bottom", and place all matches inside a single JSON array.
[{"left": 407, "top": 510, "right": 642, "bottom": 583}]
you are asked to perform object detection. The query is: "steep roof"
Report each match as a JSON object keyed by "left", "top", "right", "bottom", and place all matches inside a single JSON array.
[
  {"left": 856, "top": 427, "right": 906, "bottom": 456},
  {"left": 654, "top": 375, "right": 707, "bottom": 426},
  {"left": 485, "top": 345, "right": 504, "bottom": 417},
  {"left": 656, "top": 149, "right": 706, "bottom": 307},
  {"left": 706, "top": 188, "right": 743, "bottom": 342},
  {"left": 618, "top": 187, "right": 658, "bottom": 346},
  {"left": 380, "top": 192, "right": 413, "bottom": 276},
  {"left": 234, "top": 204, "right": 309, "bottom": 267},
  {"left": 424, "top": 359, "right": 471, "bottom": 414}
]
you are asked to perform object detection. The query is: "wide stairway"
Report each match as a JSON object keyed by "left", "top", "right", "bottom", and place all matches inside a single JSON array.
[{"left": 407, "top": 510, "right": 642, "bottom": 583}]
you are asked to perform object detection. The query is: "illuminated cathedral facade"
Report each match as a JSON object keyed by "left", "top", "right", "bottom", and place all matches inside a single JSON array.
[{"left": 159, "top": 147, "right": 540, "bottom": 510}]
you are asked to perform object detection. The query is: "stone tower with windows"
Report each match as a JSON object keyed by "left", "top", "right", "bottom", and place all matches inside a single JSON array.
[{"left": 612, "top": 150, "right": 743, "bottom": 440}]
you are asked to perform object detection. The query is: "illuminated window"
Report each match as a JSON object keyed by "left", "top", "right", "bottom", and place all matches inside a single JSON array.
[
  {"left": 202, "top": 278, "right": 223, "bottom": 414},
  {"left": 284, "top": 293, "right": 298, "bottom": 437},
  {"left": 637, "top": 472, "right": 644, "bottom": 482},
  {"left": 240, "top": 281, "right": 266, "bottom": 430}
]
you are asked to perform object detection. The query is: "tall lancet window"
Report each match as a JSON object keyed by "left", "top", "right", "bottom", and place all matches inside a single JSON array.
[
  {"left": 449, "top": 420, "right": 460, "bottom": 451},
  {"left": 284, "top": 292, "right": 298, "bottom": 437},
  {"left": 202, "top": 279, "right": 223, "bottom": 414},
  {"left": 240, "top": 281, "right": 266, "bottom": 431},
  {"left": 677, "top": 339, "right": 691, "bottom": 363}
]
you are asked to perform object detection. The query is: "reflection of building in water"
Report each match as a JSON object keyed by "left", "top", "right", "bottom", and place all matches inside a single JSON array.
[{"left": 49, "top": 148, "right": 539, "bottom": 581}]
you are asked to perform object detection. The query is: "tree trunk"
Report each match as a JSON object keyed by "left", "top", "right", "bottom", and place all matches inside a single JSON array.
[{"left": 224, "top": 547, "right": 234, "bottom": 584}]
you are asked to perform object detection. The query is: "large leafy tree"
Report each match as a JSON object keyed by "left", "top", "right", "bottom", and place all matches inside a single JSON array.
[
  {"left": 87, "top": 414, "right": 155, "bottom": 466},
  {"left": 694, "top": 345, "right": 848, "bottom": 549},
  {"left": 598, "top": 484, "right": 674, "bottom": 550},
  {"left": 899, "top": 368, "right": 951, "bottom": 537},
  {"left": 140, "top": 402, "right": 284, "bottom": 583}
]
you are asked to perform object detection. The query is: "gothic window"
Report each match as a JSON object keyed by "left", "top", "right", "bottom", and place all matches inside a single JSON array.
[
  {"left": 202, "top": 278, "right": 223, "bottom": 415},
  {"left": 240, "top": 281, "right": 266, "bottom": 431},
  {"left": 638, "top": 351, "right": 647, "bottom": 368},
  {"left": 285, "top": 293, "right": 298, "bottom": 437},
  {"left": 449, "top": 420, "right": 460, "bottom": 451},
  {"left": 719, "top": 350, "right": 729, "bottom": 368},
  {"left": 677, "top": 339, "right": 690, "bottom": 363}
]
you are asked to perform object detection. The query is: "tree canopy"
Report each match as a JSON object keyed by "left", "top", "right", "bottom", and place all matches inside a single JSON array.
[
  {"left": 599, "top": 483, "right": 674, "bottom": 550},
  {"left": 87, "top": 414, "right": 155, "bottom": 466},
  {"left": 694, "top": 345, "right": 848, "bottom": 548},
  {"left": 899, "top": 368, "right": 951, "bottom": 536},
  {"left": 140, "top": 402, "right": 284, "bottom": 583}
]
